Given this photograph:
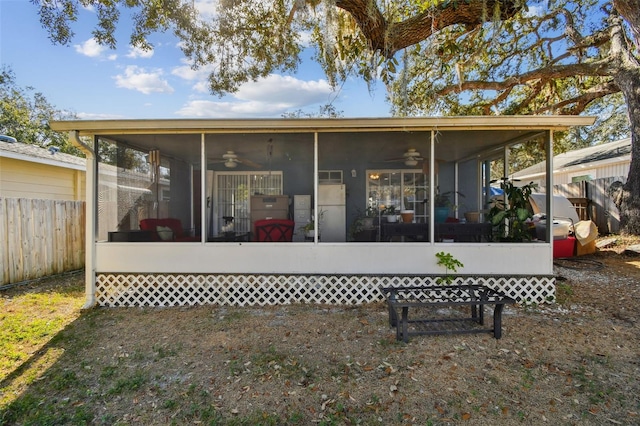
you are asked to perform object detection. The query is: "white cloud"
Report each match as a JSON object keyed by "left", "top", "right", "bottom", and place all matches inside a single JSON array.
[
  {"left": 175, "top": 99, "right": 290, "bottom": 118},
  {"left": 192, "top": 81, "right": 211, "bottom": 93},
  {"left": 523, "top": 4, "right": 546, "bottom": 17},
  {"left": 76, "top": 112, "right": 126, "bottom": 120},
  {"left": 298, "top": 30, "right": 313, "bottom": 47},
  {"left": 193, "top": 0, "right": 218, "bottom": 19},
  {"left": 236, "top": 74, "right": 332, "bottom": 105},
  {"left": 171, "top": 60, "right": 216, "bottom": 93},
  {"left": 172, "top": 62, "right": 208, "bottom": 81},
  {"left": 126, "top": 46, "right": 154, "bottom": 59},
  {"left": 175, "top": 74, "right": 334, "bottom": 118},
  {"left": 113, "top": 66, "right": 174, "bottom": 94},
  {"left": 74, "top": 38, "right": 110, "bottom": 58}
]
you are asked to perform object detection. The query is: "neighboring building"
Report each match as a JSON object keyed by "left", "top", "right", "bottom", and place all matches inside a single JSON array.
[
  {"left": 50, "top": 116, "right": 594, "bottom": 309},
  {"left": 1, "top": 139, "right": 87, "bottom": 285},
  {"left": 0, "top": 138, "right": 164, "bottom": 247},
  {"left": 0, "top": 140, "right": 86, "bottom": 201},
  {"left": 512, "top": 138, "right": 631, "bottom": 188}
]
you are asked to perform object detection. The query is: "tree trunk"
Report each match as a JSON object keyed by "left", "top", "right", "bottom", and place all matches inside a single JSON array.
[
  {"left": 613, "top": 0, "right": 640, "bottom": 48},
  {"left": 335, "top": 0, "right": 521, "bottom": 57},
  {"left": 613, "top": 66, "right": 640, "bottom": 234}
]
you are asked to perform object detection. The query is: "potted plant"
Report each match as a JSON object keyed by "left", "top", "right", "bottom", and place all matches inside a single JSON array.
[
  {"left": 381, "top": 205, "right": 398, "bottom": 222},
  {"left": 487, "top": 178, "right": 538, "bottom": 241},
  {"left": 348, "top": 207, "right": 375, "bottom": 241},
  {"left": 300, "top": 221, "right": 316, "bottom": 238},
  {"left": 400, "top": 209, "right": 414, "bottom": 223},
  {"left": 300, "top": 210, "right": 325, "bottom": 238},
  {"left": 463, "top": 211, "right": 480, "bottom": 223},
  {"left": 434, "top": 188, "right": 464, "bottom": 223},
  {"left": 361, "top": 205, "right": 378, "bottom": 229}
]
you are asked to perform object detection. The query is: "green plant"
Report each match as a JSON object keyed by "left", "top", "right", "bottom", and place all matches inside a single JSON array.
[
  {"left": 300, "top": 210, "right": 325, "bottom": 233},
  {"left": 365, "top": 205, "right": 378, "bottom": 217},
  {"left": 162, "top": 399, "right": 179, "bottom": 410},
  {"left": 348, "top": 217, "right": 366, "bottom": 240},
  {"left": 381, "top": 205, "right": 397, "bottom": 215},
  {"left": 107, "top": 371, "right": 147, "bottom": 395},
  {"left": 487, "top": 178, "right": 538, "bottom": 242},
  {"left": 300, "top": 209, "right": 325, "bottom": 233},
  {"left": 288, "top": 411, "right": 305, "bottom": 423},
  {"left": 101, "top": 365, "right": 118, "bottom": 379},
  {"left": 52, "top": 370, "right": 78, "bottom": 390},
  {"left": 434, "top": 188, "right": 464, "bottom": 208},
  {"left": 348, "top": 206, "right": 381, "bottom": 240},
  {"left": 435, "top": 251, "right": 464, "bottom": 284},
  {"left": 555, "top": 281, "right": 574, "bottom": 305},
  {"left": 521, "top": 368, "right": 536, "bottom": 389},
  {"left": 300, "top": 221, "right": 315, "bottom": 232}
]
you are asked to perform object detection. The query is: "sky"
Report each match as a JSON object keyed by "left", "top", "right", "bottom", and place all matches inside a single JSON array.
[{"left": 0, "top": 0, "right": 391, "bottom": 120}]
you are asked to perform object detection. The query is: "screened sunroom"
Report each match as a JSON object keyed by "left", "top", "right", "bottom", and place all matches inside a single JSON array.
[{"left": 52, "top": 116, "right": 594, "bottom": 307}]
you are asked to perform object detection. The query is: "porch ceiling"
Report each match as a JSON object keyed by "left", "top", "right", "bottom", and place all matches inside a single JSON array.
[{"left": 51, "top": 116, "right": 595, "bottom": 165}]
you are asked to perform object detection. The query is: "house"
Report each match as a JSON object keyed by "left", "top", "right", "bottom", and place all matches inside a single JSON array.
[
  {"left": 512, "top": 138, "right": 631, "bottom": 233},
  {"left": 1, "top": 139, "right": 88, "bottom": 284},
  {"left": 50, "top": 116, "right": 594, "bottom": 308},
  {"left": 511, "top": 138, "right": 631, "bottom": 188},
  {"left": 0, "top": 138, "right": 166, "bottom": 237},
  {"left": 0, "top": 139, "right": 86, "bottom": 200}
]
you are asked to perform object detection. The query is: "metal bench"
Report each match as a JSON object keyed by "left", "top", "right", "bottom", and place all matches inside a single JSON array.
[{"left": 383, "top": 284, "right": 515, "bottom": 343}]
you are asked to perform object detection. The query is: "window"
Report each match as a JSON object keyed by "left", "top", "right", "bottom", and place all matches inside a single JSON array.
[
  {"left": 571, "top": 173, "right": 594, "bottom": 183},
  {"left": 318, "top": 170, "right": 343, "bottom": 184},
  {"left": 366, "top": 170, "right": 429, "bottom": 223}
]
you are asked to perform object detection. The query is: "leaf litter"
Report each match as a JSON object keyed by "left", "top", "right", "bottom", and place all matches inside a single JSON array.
[{"left": 1, "top": 247, "right": 639, "bottom": 425}]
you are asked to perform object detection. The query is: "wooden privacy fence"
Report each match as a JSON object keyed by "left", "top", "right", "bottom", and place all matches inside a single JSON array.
[
  {"left": 554, "top": 176, "right": 626, "bottom": 234},
  {"left": 0, "top": 198, "right": 85, "bottom": 285}
]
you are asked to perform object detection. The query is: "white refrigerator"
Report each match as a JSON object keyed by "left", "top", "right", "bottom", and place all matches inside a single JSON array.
[{"left": 318, "top": 184, "right": 346, "bottom": 242}]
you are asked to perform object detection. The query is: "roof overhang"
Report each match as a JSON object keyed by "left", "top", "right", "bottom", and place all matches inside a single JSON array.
[
  {"left": 50, "top": 116, "right": 596, "bottom": 135},
  {"left": 51, "top": 116, "right": 596, "bottom": 165}
]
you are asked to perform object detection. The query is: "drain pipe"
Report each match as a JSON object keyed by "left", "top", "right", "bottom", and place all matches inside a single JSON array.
[{"left": 69, "top": 131, "right": 96, "bottom": 309}]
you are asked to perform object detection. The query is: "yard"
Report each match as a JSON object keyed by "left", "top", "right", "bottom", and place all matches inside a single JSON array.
[{"left": 1, "top": 239, "right": 639, "bottom": 425}]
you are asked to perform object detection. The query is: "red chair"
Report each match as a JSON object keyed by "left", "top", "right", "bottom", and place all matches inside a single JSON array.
[{"left": 253, "top": 219, "right": 295, "bottom": 242}]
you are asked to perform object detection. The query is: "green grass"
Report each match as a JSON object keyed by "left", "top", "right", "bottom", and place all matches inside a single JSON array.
[
  {"left": 1, "top": 275, "right": 85, "bottom": 415},
  {"left": 573, "top": 364, "right": 614, "bottom": 406},
  {"left": 0, "top": 393, "right": 94, "bottom": 426},
  {"left": 0, "top": 283, "right": 84, "bottom": 379},
  {"left": 555, "top": 281, "right": 574, "bottom": 305},
  {"left": 107, "top": 370, "right": 148, "bottom": 395}
]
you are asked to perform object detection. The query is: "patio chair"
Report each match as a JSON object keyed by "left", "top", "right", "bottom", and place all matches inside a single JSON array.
[{"left": 253, "top": 219, "right": 295, "bottom": 242}]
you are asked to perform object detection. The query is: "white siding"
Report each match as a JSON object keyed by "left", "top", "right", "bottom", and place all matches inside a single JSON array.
[{"left": 95, "top": 242, "right": 554, "bottom": 276}]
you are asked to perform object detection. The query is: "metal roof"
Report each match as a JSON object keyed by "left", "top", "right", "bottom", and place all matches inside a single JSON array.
[
  {"left": 0, "top": 140, "right": 85, "bottom": 170},
  {"left": 512, "top": 138, "right": 631, "bottom": 179}
]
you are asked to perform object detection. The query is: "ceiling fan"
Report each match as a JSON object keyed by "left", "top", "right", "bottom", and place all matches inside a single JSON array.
[
  {"left": 213, "top": 151, "right": 262, "bottom": 169},
  {"left": 385, "top": 148, "right": 424, "bottom": 166}
]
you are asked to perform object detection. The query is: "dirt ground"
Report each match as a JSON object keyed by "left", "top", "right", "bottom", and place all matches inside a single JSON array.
[{"left": 2, "top": 240, "right": 640, "bottom": 425}]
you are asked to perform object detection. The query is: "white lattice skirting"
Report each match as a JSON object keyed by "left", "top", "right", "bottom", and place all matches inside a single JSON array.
[{"left": 96, "top": 274, "right": 555, "bottom": 307}]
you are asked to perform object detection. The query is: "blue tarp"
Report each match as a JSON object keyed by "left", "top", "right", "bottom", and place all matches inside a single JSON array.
[{"left": 485, "top": 187, "right": 504, "bottom": 196}]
